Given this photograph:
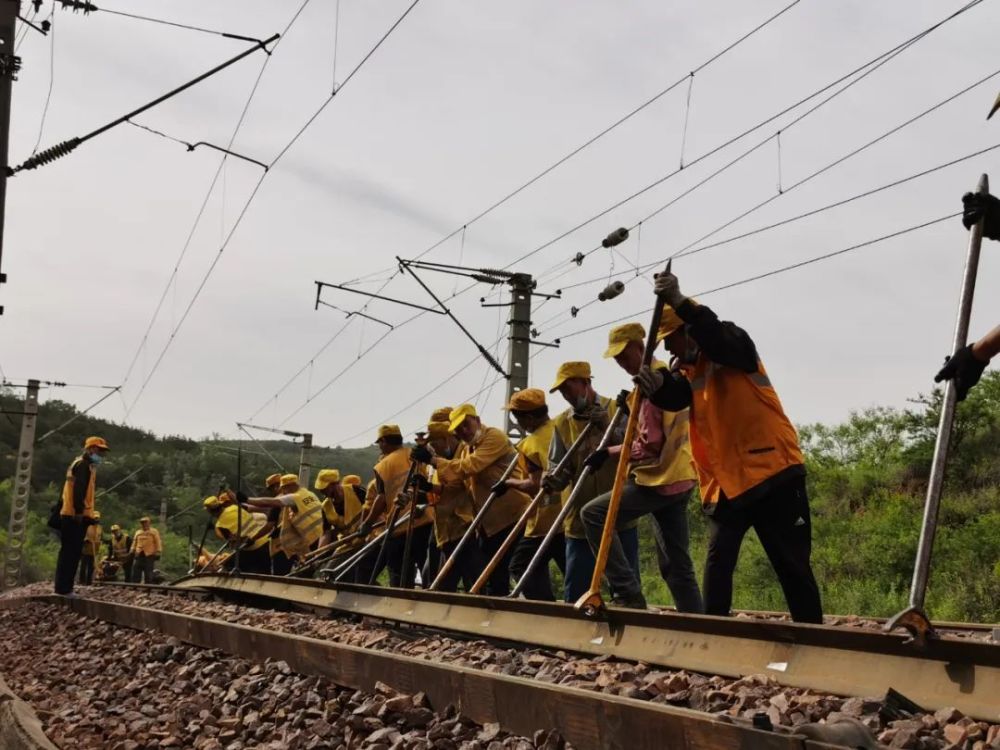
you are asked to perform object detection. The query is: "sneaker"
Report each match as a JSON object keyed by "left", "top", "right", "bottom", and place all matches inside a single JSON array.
[{"left": 610, "top": 592, "right": 647, "bottom": 610}]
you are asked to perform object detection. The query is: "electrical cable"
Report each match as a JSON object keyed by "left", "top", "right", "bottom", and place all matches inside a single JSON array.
[
  {"left": 37, "top": 386, "right": 121, "bottom": 443},
  {"left": 30, "top": 10, "right": 55, "bottom": 157},
  {"left": 88, "top": 4, "right": 254, "bottom": 39}
]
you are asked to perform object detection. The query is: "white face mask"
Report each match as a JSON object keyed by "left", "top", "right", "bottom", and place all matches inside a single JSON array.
[{"left": 90, "top": 453, "right": 104, "bottom": 465}]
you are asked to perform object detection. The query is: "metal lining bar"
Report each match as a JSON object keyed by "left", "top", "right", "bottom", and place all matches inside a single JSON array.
[
  {"left": 171, "top": 574, "right": 1000, "bottom": 721},
  {"left": 41, "top": 595, "right": 836, "bottom": 750}
]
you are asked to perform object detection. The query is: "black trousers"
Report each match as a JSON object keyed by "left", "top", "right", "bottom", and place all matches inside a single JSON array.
[
  {"left": 54, "top": 516, "right": 87, "bottom": 595},
  {"left": 435, "top": 536, "right": 485, "bottom": 593},
  {"left": 271, "top": 548, "right": 293, "bottom": 576},
  {"left": 223, "top": 544, "right": 271, "bottom": 575},
  {"left": 704, "top": 474, "right": 823, "bottom": 623},
  {"left": 388, "top": 524, "right": 432, "bottom": 588},
  {"left": 121, "top": 555, "right": 134, "bottom": 583},
  {"left": 134, "top": 553, "right": 156, "bottom": 584},
  {"left": 509, "top": 533, "right": 566, "bottom": 601},
  {"left": 477, "top": 524, "right": 518, "bottom": 597},
  {"left": 423, "top": 542, "right": 441, "bottom": 585},
  {"left": 78, "top": 555, "right": 95, "bottom": 585}
]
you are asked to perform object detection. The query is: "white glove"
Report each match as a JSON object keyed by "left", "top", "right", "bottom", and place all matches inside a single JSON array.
[
  {"left": 653, "top": 271, "right": 686, "bottom": 308},
  {"left": 634, "top": 365, "right": 665, "bottom": 398}
]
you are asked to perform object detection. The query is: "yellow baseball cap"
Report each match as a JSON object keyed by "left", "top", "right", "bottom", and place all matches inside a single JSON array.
[
  {"left": 505, "top": 387, "right": 546, "bottom": 412},
  {"left": 429, "top": 407, "right": 452, "bottom": 423},
  {"left": 427, "top": 421, "right": 450, "bottom": 439},
  {"left": 603, "top": 323, "right": 645, "bottom": 359},
  {"left": 342, "top": 474, "right": 362, "bottom": 486},
  {"left": 93, "top": 510, "right": 102, "bottom": 520},
  {"left": 84, "top": 436, "right": 110, "bottom": 451},
  {"left": 315, "top": 469, "right": 341, "bottom": 491},
  {"left": 111, "top": 524, "right": 121, "bottom": 531},
  {"left": 140, "top": 516, "right": 151, "bottom": 523},
  {"left": 448, "top": 403, "right": 478, "bottom": 433},
  {"left": 656, "top": 300, "right": 698, "bottom": 341},
  {"left": 279, "top": 473, "right": 299, "bottom": 488},
  {"left": 265, "top": 473, "right": 282, "bottom": 489},
  {"left": 376, "top": 424, "right": 402, "bottom": 440},
  {"left": 549, "top": 361, "right": 592, "bottom": 393},
  {"left": 203, "top": 496, "right": 223, "bottom": 511}
]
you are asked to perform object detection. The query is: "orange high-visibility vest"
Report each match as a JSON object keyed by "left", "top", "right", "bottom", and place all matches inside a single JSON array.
[{"left": 60, "top": 456, "right": 96, "bottom": 518}]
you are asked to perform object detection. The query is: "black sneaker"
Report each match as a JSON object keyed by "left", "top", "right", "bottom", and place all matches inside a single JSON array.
[{"left": 611, "top": 592, "right": 647, "bottom": 610}]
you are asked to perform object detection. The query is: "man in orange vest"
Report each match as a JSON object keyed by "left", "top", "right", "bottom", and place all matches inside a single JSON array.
[
  {"left": 55, "top": 436, "right": 110, "bottom": 595},
  {"left": 635, "top": 271, "right": 822, "bottom": 623}
]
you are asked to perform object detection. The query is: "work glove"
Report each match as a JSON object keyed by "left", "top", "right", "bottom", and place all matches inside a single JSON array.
[
  {"left": 961, "top": 191, "right": 1000, "bottom": 241},
  {"left": 236, "top": 490, "right": 249, "bottom": 504},
  {"left": 490, "top": 479, "right": 509, "bottom": 497},
  {"left": 652, "top": 270, "right": 687, "bottom": 308},
  {"left": 934, "top": 344, "right": 989, "bottom": 401},
  {"left": 410, "top": 444, "right": 434, "bottom": 464},
  {"left": 616, "top": 389, "right": 632, "bottom": 417},
  {"left": 582, "top": 447, "right": 610, "bottom": 471},
  {"left": 634, "top": 365, "right": 665, "bottom": 398},
  {"left": 412, "top": 475, "right": 433, "bottom": 492},
  {"left": 357, "top": 518, "right": 373, "bottom": 536},
  {"left": 541, "top": 472, "right": 569, "bottom": 493}
]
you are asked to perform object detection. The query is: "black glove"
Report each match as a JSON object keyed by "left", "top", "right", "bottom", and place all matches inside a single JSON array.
[
  {"left": 236, "top": 490, "right": 249, "bottom": 504},
  {"left": 616, "top": 389, "right": 632, "bottom": 417},
  {"left": 357, "top": 518, "right": 373, "bottom": 536},
  {"left": 410, "top": 444, "right": 433, "bottom": 464},
  {"left": 206, "top": 520, "right": 216, "bottom": 533},
  {"left": 583, "top": 447, "right": 610, "bottom": 471},
  {"left": 634, "top": 365, "right": 665, "bottom": 398},
  {"left": 541, "top": 472, "right": 569, "bottom": 493},
  {"left": 934, "top": 344, "right": 989, "bottom": 401},
  {"left": 412, "top": 475, "right": 433, "bottom": 492},
  {"left": 490, "top": 479, "right": 509, "bottom": 497},
  {"left": 961, "top": 192, "right": 1000, "bottom": 241}
]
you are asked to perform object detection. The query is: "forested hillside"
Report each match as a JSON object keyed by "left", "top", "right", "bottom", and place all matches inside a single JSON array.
[{"left": 2, "top": 375, "right": 999, "bottom": 621}]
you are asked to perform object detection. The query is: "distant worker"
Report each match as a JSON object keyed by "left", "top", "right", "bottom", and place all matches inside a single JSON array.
[
  {"left": 545, "top": 362, "right": 639, "bottom": 603},
  {"left": 634, "top": 272, "right": 822, "bottom": 623},
  {"left": 78, "top": 510, "right": 103, "bottom": 586},
  {"left": 495, "top": 388, "right": 565, "bottom": 601},
  {"left": 55, "top": 436, "right": 110, "bottom": 596},
  {"left": 422, "top": 411, "right": 480, "bottom": 592},
  {"left": 261, "top": 473, "right": 292, "bottom": 575},
  {"left": 412, "top": 404, "right": 531, "bottom": 596},
  {"left": 203, "top": 491, "right": 272, "bottom": 573},
  {"left": 934, "top": 191, "right": 1000, "bottom": 398},
  {"left": 108, "top": 523, "right": 133, "bottom": 582},
  {"left": 244, "top": 474, "right": 323, "bottom": 567},
  {"left": 130, "top": 516, "right": 163, "bottom": 584},
  {"left": 581, "top": 323, "right": 703, "bottom": 612}
]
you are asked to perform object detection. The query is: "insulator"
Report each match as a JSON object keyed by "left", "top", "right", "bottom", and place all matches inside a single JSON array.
[
  {"left": 14, "top": 138, "right": 82, "bottom": 173},
  {"left": 58, "top": 0, "right": 98, "bottom": 13},
  {"left": 571, "top": 306, "right": 580, "bottom": 318},
  {"left": 598, "top": 281, "right": 625, "bottom": 301},
  {"left": 574, "top": 252, "right": 585, "bottom": 266},
  {"left": 602, "top": 227, "right": 629, "bottom": 248}
]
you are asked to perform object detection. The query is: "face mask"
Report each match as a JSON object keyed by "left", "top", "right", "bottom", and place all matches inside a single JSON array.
[
  {"left": 90, "top": 453, "right": 104, "bottom": 465},
  {"left": 574, "top": 396, "right": 590, "bottom": 412}
]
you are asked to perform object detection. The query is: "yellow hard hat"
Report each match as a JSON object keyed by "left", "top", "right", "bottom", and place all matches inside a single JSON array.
[
  {"left": 279, "top": 473, "right": 299, "bottom": 488},
  {"left": 265, "top": 473, "right": 282, "bottom": 489},
  {"left": 203, "top": 496, "right": 223, "bottom": 511},
  {"left": 429, "top": 407, "right": 452, "bottom": 423},
  {"left": 603, "top": 323, "right": 645, "bottom": 359},
  {"left": 315, "top": 469, "right": 341, "bottom": 491},
  {"left": 376, "top": 424, "right": 402, "bottom": 441},
  {"left": 139, "top": 516, "right": 151, "bottom": 523},
  {"left": 93, "top": 510, "right": 102, "bottom": 520},
  {"left": 448, "top": 404, "right": 478, "bottom": 433},
  {"left": 549, "top": 361, "right": 592, "bottom": 393},
  {"left": 84, "top": 436, "right": 110, "bottom": 451},
  {"left": 342, "top": 474, "right": 362, "bottom": 486},
  {"left": 426, "top": 421, "right": 450, "bottom": 439},
  {"left": 504, "top": 388, "right": 546, "bottom": 412},
  {"left": 655, "top": 300, "right": 698, "bottom": 341},
  {"left": 111, "top": 524, "right": 121, "bottom": 532}
]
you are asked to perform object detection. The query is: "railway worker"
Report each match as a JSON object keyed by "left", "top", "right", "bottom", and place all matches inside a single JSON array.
[
  {"left": 108, "top": 523, "right": 133, "bottom": 582},
  {"left": 55, "top": 436, "right": 110, "bottom": 596},
  {"left": 244, "top": 474, "right": 324, "bottom": 569},
  {"left": 261, "top": 473, "right": 293, "bottom": 576},
  {"left": 422, "top": 412, "right": 482, "bottom": 592},
  {"left": 492, "top": 388, "right": 565, "bottom": 601},
  {"left": 203, "top": 491, "right": 272, "bottom": 574},
  {"left": 580, "top": 323, "right": 703, "bottom": 612},
  {"left": 316, "top": 469, "right": 364, "bottom": 548},
  {"left": 934, "top": 190, "right": 1000, "bottom": 399},
  {"left": 634, "top": 271, "right": 823, "bottom": 623},
  {"left": 411, "top": 405, "right": 531, "bottom": 596},
  {"left": 78, "top": 510, "right": 104, "bottom": 586},
  {"left": 544, "top": 363, "right": 640, "bottom": 603},
  {"left": 130, "top": 516, "right": 163, "bottom": 584}
]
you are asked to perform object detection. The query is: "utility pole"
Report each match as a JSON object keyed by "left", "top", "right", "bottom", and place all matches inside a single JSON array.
[
  {"left": 0, "top": 0, "right": 18, "bottom": 315},
  {"left": 504, "top": 274, "right": 533, "bottom": 438},
  {"left": 1, "top": 379, "right": 39, "bottom": 589},
  {"left": 159, "top": 496, "right": 168, "bottom": 530},
  {"left": 298, "top": 432, "right": 313, "bottom": 489}
]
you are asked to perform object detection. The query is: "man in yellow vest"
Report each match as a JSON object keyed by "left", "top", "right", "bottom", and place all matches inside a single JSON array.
[
  {"left": 580, "top": 323, "right": 703, "bottom": 611},
  {"left": 316, "top": 469, "right": 364, "bottom": 548},
  {"left": 79, "top": 510, "right": 103, "bottom": 585},
  {"left": 422, "top": 410, "right": 481, "bottom": 591},
  {"left": 545, "top": 363, "right": 639, "bottom": 603},
  {"left": 55, "top": 435, "right": 110, "bottom": 595},
  {"left": 203, "top": 491, "right": 272, "bottom": 573},
  {"left": 244, "top": 474, "right": 323, "bottom": 569},
  {"left": 412, "top": 405, "right": 531, "bottom": 596},
  {"left": 131, "top": 516, "right": 163, "bottom": 584},
  {"left": 108, "top": 523, "right": 133, "bottom": 583},
  {"left": 258, "top": 473, "right": 292, "bottom": 575},
  {"left": 492, "top": 388, "right": 564, "bottom": 601},
  {"left": 635, "top": 271, "right": 822, "bottom": 623}
]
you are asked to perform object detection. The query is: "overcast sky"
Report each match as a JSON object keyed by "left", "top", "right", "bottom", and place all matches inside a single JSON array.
[{"left": 2, "top": 0, "right": 1000, "bottom": 448}]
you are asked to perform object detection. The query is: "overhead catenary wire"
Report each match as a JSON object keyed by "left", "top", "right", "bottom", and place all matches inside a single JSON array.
[
  {"left": 37, "top": 386, "right": 122, "bottom": 443},
  {"left": 62, "top": 1, "right": 261, "bottom": 41},
  {"left": 126, "top": 0, "right": 424, "bottom": 420},
  {"left": 30, "top": 10, "right": 55, "bottom": 157}
]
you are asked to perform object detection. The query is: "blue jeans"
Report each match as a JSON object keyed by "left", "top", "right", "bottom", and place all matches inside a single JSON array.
[{"left": 564, "top": 528, "right": 639, "bottom": 603}]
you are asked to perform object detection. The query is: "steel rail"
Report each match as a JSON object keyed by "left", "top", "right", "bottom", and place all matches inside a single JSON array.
[
  {"left": 168, "top": 573, "right": 1000, "bottom": 721},
  {"left": 38, "top": 594, "right": 842, "bottom": 750}
]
